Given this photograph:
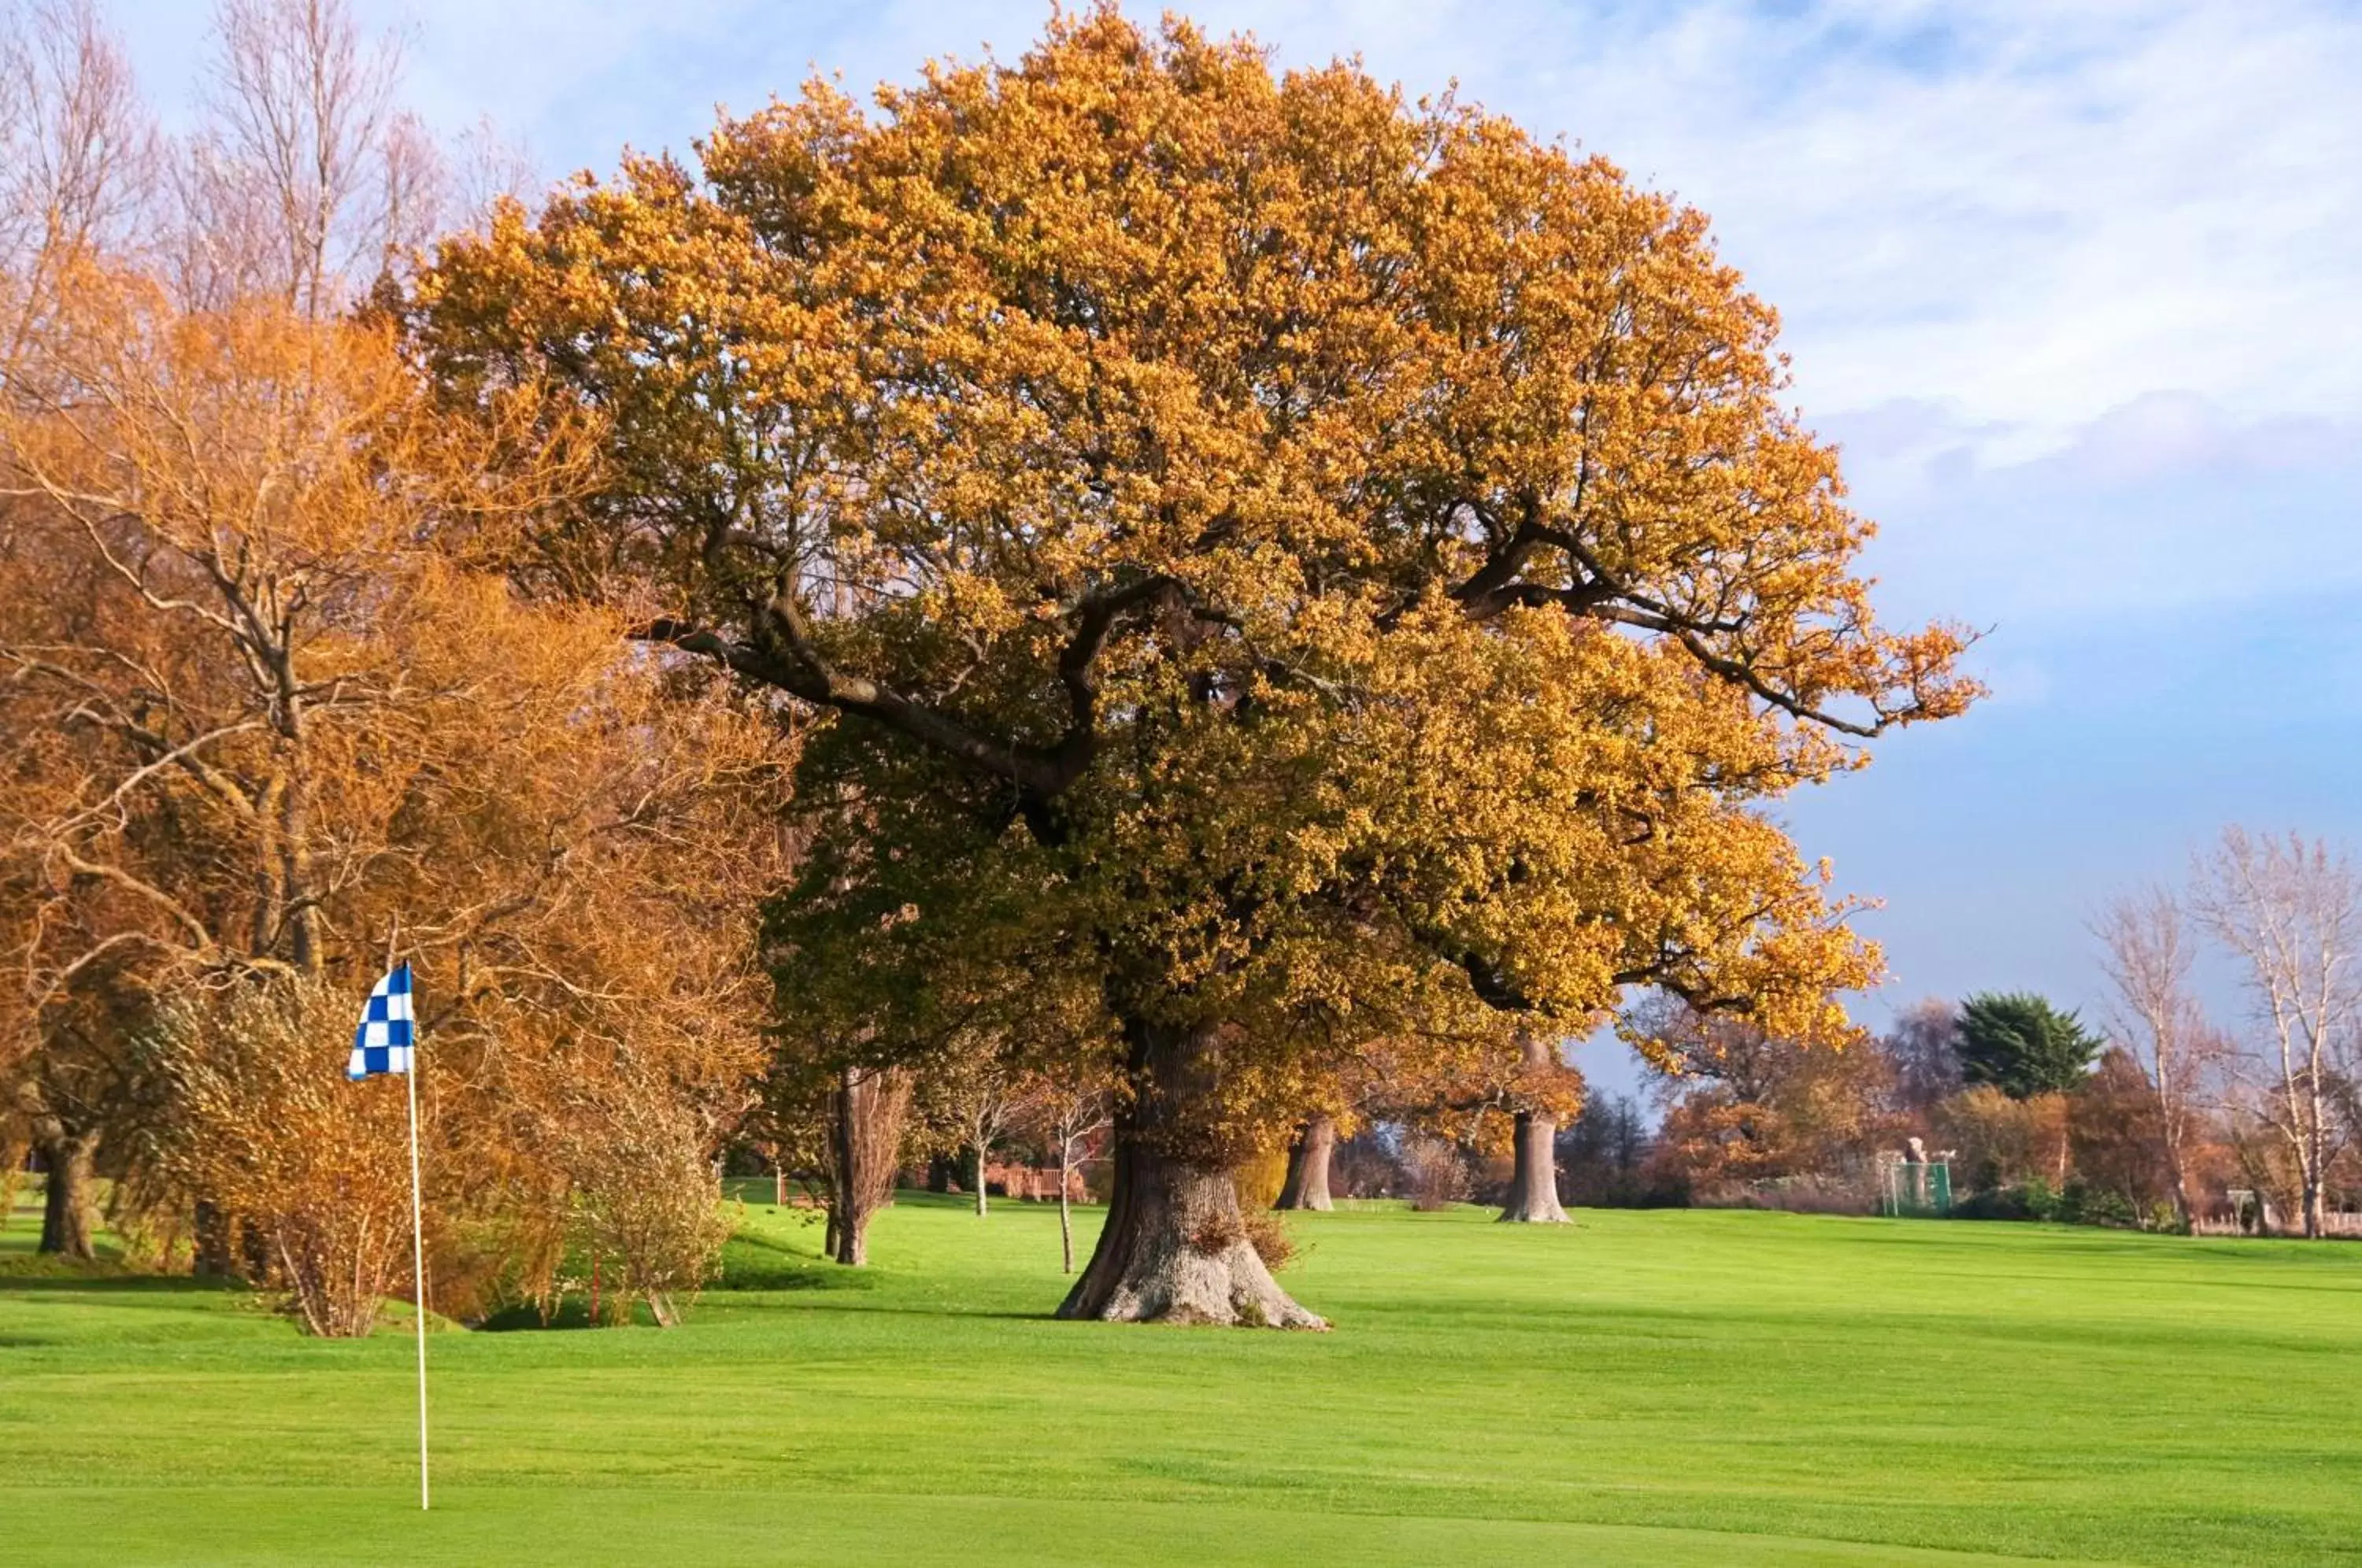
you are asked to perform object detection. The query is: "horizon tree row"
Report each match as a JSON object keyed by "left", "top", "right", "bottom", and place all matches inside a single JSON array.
[{"left": 1531, "top": 830, "right": 2361, "bottom": 1236}]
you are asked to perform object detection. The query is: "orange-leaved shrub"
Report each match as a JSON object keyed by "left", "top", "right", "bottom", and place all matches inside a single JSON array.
[{"left": 139, "top": 977, "right": 422, "bottom": 1337}]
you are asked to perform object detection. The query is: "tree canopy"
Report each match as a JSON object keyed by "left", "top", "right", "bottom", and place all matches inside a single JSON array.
[
  {"left": 1957, "top": 992, "right": 2101, "bottom": 1100},
  {"left": 409, "top": 7, "right": 1978, "bottom": 1324}
]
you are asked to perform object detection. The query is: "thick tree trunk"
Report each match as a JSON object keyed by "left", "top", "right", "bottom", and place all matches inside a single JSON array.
[
  {"left": 1058, "top": 1020, "right": 1324, "bottom": 1329},
  {"left": 1498, "top": 1034, "right": 1572, "bottom": 1223},
  {"left": 824, "top": 1077, "right": 870, "bottom": 1263},
  {"left": 1498, "top": 1110, "right": 1570, "bottom": 1223},
  {"left": 1275, "top": 1115, "right": 1336, "bottom": 1211},
  {"left": 36, "top": 1129, "right": 99, "bottom": 1259},
  {"left": 824, "top": 1208, "right": 865, "bottom": 1265}
]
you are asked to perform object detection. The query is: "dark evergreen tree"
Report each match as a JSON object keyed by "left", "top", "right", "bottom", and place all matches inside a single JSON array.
[{"left": 1957, "top": 993, "right": 2101, "bottom": 1099}]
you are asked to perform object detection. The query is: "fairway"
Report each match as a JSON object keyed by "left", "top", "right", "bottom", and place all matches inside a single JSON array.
[{"left": 4, "top": 1194, "right": 2359, "bottom": 1567}]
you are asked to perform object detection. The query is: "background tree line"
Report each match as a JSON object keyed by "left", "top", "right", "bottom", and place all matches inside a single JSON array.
[{"left": 1492, "top": 828, "right": 2359, "bottom": 1236}]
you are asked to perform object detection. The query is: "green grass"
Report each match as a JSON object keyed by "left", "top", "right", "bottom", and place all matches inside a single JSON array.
[{"left": 4, "top": 1185, "right": 2360, "bottom": 1566}]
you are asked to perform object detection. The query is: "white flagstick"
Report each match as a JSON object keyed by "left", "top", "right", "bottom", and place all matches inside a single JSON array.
[{"left": 403, "top": 967, "right": 429, "bottom": 1511}]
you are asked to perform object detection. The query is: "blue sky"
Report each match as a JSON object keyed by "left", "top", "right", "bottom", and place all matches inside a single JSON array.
[{"left": 109, "top": 1, "right": 2362, "bottom": 1096}]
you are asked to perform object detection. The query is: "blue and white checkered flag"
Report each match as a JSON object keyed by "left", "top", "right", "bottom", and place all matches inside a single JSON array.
[
  {"left": 348, "top": 963, "right": 416, "bottom": 1079},
  {"left": 346, "top": 956, "right": 433, "bottom": 1508}
]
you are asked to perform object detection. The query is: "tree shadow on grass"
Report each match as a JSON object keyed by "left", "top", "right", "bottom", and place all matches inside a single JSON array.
[
  {"left": 471, "top": 1229, "right": 876, "bottom": 1331},
  {"left": 0, "top": 1263, "right": 238, "bottom": 1294},
  {"left": 476, "top": 1299, "right": 637, "bottom": 1332},
  {"left": 709, "top": 1226, "right": 879, "bottom": 1294}
]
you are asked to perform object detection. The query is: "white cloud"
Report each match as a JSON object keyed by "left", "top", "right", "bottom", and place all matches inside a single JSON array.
[
  {"left": 113, "top": 1, "right": 2362, "bottom": 448},
  {"left": 105, "top": 0, "right": 2362, "bottom": 633},
  {"left": 1179, "top": 0, "right": 2362, "bottom": 448},
  {"left": 1835, "top": 392, "right": 2362, "bottom": 627}
]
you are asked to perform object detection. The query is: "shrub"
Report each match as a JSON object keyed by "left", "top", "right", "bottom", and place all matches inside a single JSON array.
[
  {"left": 2069, "top": 1185, "right": 2141, "bottom": 1230},
  {"left": 1951, "top": 1185, "right": 2035, "bottom": 1222},
  {"left": 1934, "top": 1086, "right": 2069, "bottom": 1191},
  {"left": 1952, "top": 1178, "right": 2142, "bottom": 1230},
  {"left": 1231, "top": 1148, "right": 1290, "bottom": 1211},
  {"left": 542, "top": 1078, "right": 735, "bottom": 1328},
  {"left": 1401, "top": 1136, "right": 1472, "bottom": 1211},
  {"left": 139, "top": 977, "right": 421, "bottom": 1337},
  {"left": 1708, "top": 1172, "right": 1878, "bottom": 1216}
]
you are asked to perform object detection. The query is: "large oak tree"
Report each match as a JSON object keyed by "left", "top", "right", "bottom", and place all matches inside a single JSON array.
[{"left": 411, "top": 9, "right": 1975, "bottom": 1326}]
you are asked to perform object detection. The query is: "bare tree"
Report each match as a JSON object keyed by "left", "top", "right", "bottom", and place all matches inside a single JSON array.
[
  {"left": 942, "top": 1064, "right": 1016, "bottom": 1219},
  {"left": 2092, "top": 885, "right": 2229, "bottom": 1226},
  {"left": 0, "top": 2, "right": 160, "bottom": 1256},
  {"left": 2192, "top": 829, "right": 2360, "bottom": 1238},
  {"left": 1035, "top": 1081, "right": 1111, "bottom": 1274},
  {"left": 1880, "top": 998, "right": 1963, "bottom": 1116},
  {"left": 0, "top": 0, "right": 156, "bottom": 353},
  {"left": 444, "top": 114, "right": 536, "bottom": 234},
  {"left": 173, "top": 0, "right": 435, "bottom": 316}
]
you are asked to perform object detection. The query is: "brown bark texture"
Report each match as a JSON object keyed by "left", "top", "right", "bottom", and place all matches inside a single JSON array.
[
  {"left": 191, "top": 1198, "right": 234, "bottom": 1278},
  {"left": 1058, "top": 1022, "right": 1325, "bottom": 1328},
  {"left": 36, "top": 1128, "right": 100, "bottom": 1259},
  {"left": 1058, "top": 1145, "right": 1076, "bottom": 1274},
  {"left": 1498, "top": 1110, "right": 1571, "bottom": 1224},
  {"left": 1498, "top": 1033, "right": 1572, "bottom": 1222},
  {"left": 824, "top": 1065, "right": 910, "bottom": 1267},
  {"left": 1275, "top": 1115, "right": 1337, "bottom": 1211}
]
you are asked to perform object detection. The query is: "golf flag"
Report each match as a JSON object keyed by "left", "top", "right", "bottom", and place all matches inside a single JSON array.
[
  {"left": 346, "top": 953, "right": 431, "bottom": 1510},
  {"left": 347, "top": 963, "right": 415, "bottom": 1078}
]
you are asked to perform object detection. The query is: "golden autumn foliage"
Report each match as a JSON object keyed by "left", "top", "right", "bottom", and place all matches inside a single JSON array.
[
  {"left": 1640, "top": 1000, "right": 1905, "bottom": 1193},
  {"left": 0, "top": 0, "right": 804, "bottom": 1319},
  {"left": 0, "top": 257, "right": 795, "bottom": 1328},
  {"left": 139, "top": 976, "right": 424, "bottom": 1337},
  {"left": 409, "top": 9, "right": 1975, "bottom": 1322}
]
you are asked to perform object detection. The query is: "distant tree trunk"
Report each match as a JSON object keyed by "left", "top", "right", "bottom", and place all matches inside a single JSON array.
[
  {"left": 825, "top": 1065, "right": 910, "bottom": 1266},
  {"left": 0, "top": 1138, "right": 21, "bottom": 1237},
  {"left": 2159, "top": 1122, "right": 2191, "bottom": 1229},
  {"left": 1058, "top": 1019, "right": 1324, "bottom": 1328},
  {"left": 1498, "top": 1037, "right": 1570, "bottom": 1224},
  {"left": 192, "top": 1198, "right": 233, "bottom": 1278},
  {"left": 2302, "top": 1111, "right": 2326, "bottom": 1239},
  {"left": 1275, "top": 1115, "right": 1335, "bottom": 1211},
  {"left": 1498, "top": 1109, "right": 1571, "bottom": 1223},
  {"left": 1058, "top": 1141, "right": 1076, "bottom": 1274},
  {"left": 36, "top": 1127, "right": 100, "bottom": 1259}
]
